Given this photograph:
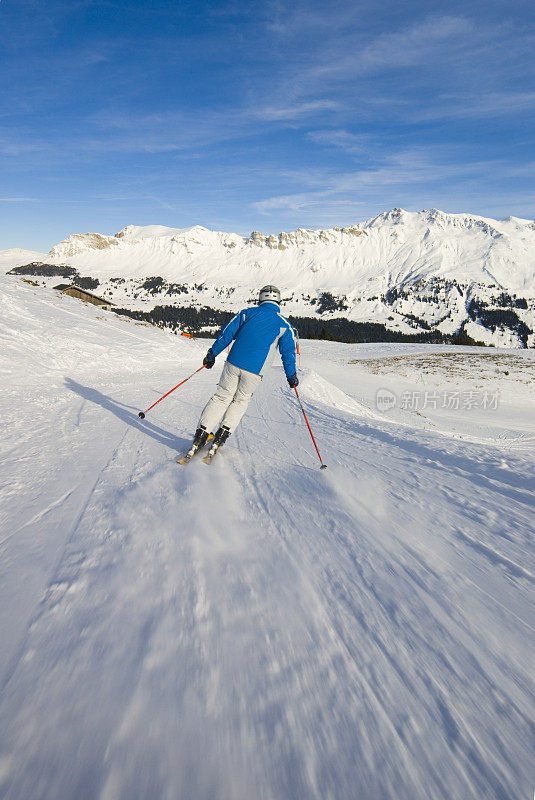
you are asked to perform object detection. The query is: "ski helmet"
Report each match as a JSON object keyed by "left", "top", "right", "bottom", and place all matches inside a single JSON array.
[{"left": 258, "top": 285, "right": 281, "bottom": 304}]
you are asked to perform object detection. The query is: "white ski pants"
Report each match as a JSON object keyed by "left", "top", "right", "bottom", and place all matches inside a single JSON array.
[{"left": 198, "top": 361, "right": 262, "bottom": 433}]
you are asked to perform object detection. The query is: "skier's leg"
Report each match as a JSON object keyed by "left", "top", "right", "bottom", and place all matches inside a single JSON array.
[
  {"left": 198, "top": 361, "right": 240, "bottom": 432},
  {"left": 219, "top": 368, "right": 262, "bottom": 432}
]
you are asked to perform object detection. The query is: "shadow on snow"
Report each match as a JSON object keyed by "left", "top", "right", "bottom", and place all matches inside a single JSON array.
[{"left": 65, "top": 377, "right": 188, "bottom": 452}]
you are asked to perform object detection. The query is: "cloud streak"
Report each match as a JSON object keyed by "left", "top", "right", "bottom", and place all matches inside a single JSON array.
[
  {"left": 256, "top": 100, "right": 341, "bottom": 121},
  {"left": 415, "top": 92, "right": 535, "bottom": 121},
  {"left": 252, "top": 147, "right": 525, "bottom": 216},
  {"left": 0, "top": 197, "right": 39, "bottom": 202}
]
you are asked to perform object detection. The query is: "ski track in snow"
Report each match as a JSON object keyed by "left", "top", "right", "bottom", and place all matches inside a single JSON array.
[{"left": 0, "top": 279, "right": 534, "bottom": 800}]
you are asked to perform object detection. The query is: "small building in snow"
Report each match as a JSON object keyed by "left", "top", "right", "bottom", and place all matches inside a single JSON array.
[{"left": 53, "top": 284, "right": 115, "bottom": 311}]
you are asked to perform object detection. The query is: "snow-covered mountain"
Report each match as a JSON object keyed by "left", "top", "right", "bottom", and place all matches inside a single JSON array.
[{"left": 4, "top": 208, "right": 535, "bottom": 347}]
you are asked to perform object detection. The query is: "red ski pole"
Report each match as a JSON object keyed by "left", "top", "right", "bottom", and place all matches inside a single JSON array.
[
  {"left": 138, "top": 365, "right": 206, "bottom": 418},
  {"left": 293, "top": 386, "right": 327, "bottom": 469}
]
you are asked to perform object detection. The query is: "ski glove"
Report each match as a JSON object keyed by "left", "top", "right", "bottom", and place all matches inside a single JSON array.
[
  {"left": 287, "top": 373, "right": 299, "bottom": 388},
  {"left": 203, "top": 349, "right": 216, "bottom": 369}
]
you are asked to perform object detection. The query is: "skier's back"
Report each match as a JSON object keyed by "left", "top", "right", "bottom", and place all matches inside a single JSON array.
[{"left": 188, "top": 285, "right": 298, "bottom": 460}]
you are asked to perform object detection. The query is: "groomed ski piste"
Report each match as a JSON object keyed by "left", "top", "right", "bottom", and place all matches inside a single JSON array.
[{"left": 0, "top": 275, "right": 533, "bottom": 800}]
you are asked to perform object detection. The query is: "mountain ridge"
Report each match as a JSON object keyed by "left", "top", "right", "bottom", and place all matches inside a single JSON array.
[{"left": 3, "top": 208, "right": 534, "bottom": 347}]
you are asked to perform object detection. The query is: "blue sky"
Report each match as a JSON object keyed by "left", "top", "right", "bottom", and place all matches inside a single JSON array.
[{"left": 1, "top": 0, "right": 534, "bottom": 251}]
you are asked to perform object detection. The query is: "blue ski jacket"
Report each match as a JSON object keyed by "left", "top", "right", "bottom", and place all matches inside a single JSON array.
[{"left": 211, "top": 301, "right": 297, "bottom": 378}]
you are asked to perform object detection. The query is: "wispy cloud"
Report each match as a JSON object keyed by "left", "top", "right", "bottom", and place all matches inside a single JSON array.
[
  {"left": 252, "top": 147, "right": 514, "bottom": 215},
  {"left": 354, "top": 15, "right": 474, "bottom": 72},
  {"left": 308, "top": 129, "right": 370, "bottom": 154},
  {"left": 32, "top": 100, "right": 345, "bottom": 156},
  {"left": 84, "top": 108, "right": 257, "bottom": 153},
  {"left": 508, "top": 162, "right": 535, "bottom": 178},
  {"left": 0, "top": 139, "right": 46, "bottom": 155},
  {"left": 275, "top": 15, "right": 476, "bottom": 100},
  {"left": 320, "top": 15, "right": 472, "bottom": 81},
  {"left": 257, "top": 100, "right": 341, "bottom": 121},
  {"left": 269, "top": 12, "right": 535, "bottom": 125},
  {"left": 0, "top": 197, "right": 39, "bottom": 202},
  {"left": 415, "top": 92, "right": 535, "bottom": 121}
]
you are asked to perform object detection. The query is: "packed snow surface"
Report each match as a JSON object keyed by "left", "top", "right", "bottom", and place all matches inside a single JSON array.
[{"left": 0, "top": 276, "right": 534, "bottom": 800}]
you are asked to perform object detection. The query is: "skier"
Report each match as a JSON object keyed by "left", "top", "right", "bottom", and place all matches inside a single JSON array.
[{"left": 185, "top": 285, "right": 298, "bottom": 462}]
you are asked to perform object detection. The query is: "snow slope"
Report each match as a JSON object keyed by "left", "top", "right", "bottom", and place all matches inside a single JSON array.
[
  {"left": 0, "top": 247, "right": 47, "bottom": 271},
  {"left": 0, "top": 276, "right": 534, "bottom": 800}
]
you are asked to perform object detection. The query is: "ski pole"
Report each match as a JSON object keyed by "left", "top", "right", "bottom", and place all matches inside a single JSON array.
[
  {"left": 138, "top": 365, "right": 206, "bottom": 418},
  {"left": 293, "top": 387, "right": 327, "bottom": 469}
]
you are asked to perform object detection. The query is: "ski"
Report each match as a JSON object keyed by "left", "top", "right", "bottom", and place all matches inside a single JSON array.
[
  {"left": 202, "top": 427, "right": 230, "bottom": 464},
  {"left": 176, "top": 434, "right": 213, "bottom": 465}
]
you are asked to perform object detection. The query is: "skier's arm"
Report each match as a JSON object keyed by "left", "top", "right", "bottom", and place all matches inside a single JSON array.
[
  {"left": 278, "top": 324, "right": 297, "bottom": 379},
  {"left": 210, "top": 309, "right": 247, "bottom": 357}
]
